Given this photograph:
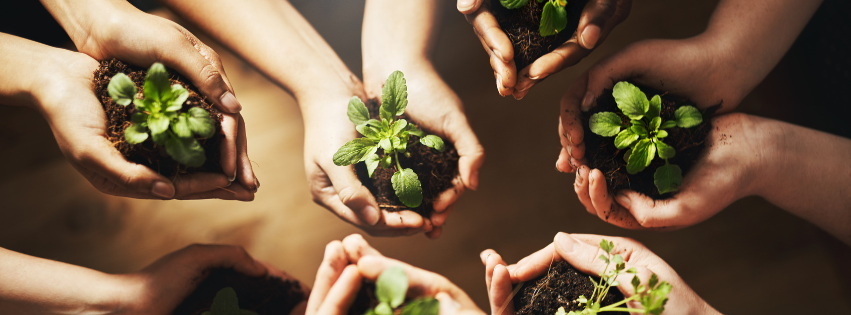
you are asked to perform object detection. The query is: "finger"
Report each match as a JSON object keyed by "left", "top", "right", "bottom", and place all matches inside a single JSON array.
[
  {"left": 552, "top": 232, "right": 651, "bottom": 296},
  {"left": 573, "top": 166, "right": 596, "bottom": 216},
  {"left": 483, "top": 250, "right": 507, "bottom": 291},
  {"left": 425, "top": 226, "right": 443, "bottom": 239},
  {"left": 457, "top": 0, "right": 484, "bottom": 15},
  {"left": 441, "top": 112, "right": 485, "bottom": 191},
  {"left": 171, "top": 172, "right": 229, "bottom": 197},
  {"left": 315, "top": 265, "right": 362, "bottom": 315},
  {"left": 588, "top": 169, "right": 616, "bottom": 223},
  {"left": 430, "top": 206, "right": 454, "bottom": 228},
  {"left": 306, "top": 241, "right": 349, "bottom": 315},
  {"left": 356, "top": 256, "right": 469, "bottom": 301},
  {"left": 508, "top": 243, "right": 559, "bottom": 283},
  {"left": 616, "top": 190, "right": 686, "bottom": 230},
  {"left": 576, "top": 0, "right": 624, "bottom": 50},
  {"left": 492, "top": 55, "right": 517, "bottom": 96},
  {"left": 519, "top": 42, "right": 588, "bottom": 93},
  {"left": 149, "top": 244, "right": 266, "bottom": 278},
  {"left": 70, "top": 137, "right": 175, "bottom": 199},
  {"left": 468, "top": 3, "right": 513, "bottom": 64},
  {"left": 177, "top": 181, "right": 255, "bottom": 201},
  {"left": 219, "top": 113, "right": 238, "bottom": 183},
  {"left": 341, "top": 233, "right": 383, "bottom": 263},
  {"left": 235, "top": 115, "right": 258, "bottom": 191},
  {"left": 320, "top": 162, "right": 382, "bottom": 226},
  {"left": 433, "top": 176, "right": 465, "bottom": 212},
  {"left": 558, "top": 72, "right": 589, "bottom": 170},
  {"left": 490, "top": 264, "right": 515, "bottom": 315}
]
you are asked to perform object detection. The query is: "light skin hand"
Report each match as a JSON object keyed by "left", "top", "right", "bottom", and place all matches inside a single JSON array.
[
  {"left": 484, "top": 233, "right": 719, "bottom": 315},
  {"left": 458, "top": 0, "right": 631, "bottom": 99},
  {"left": 39, "top": 0, "right": 257, "bottom": 192}
]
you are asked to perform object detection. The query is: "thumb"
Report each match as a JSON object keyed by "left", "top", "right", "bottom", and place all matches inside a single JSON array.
[
  {"left": 72, "top": 137, "right": 175, "bottom": 199},
  {"left": 442, "top": 112, "right": 485, "bottom": 191},
  {"left": 457, "top": 0, "right": 484, "bottom": 15},
  {"left": 581, "top": 44, "right": 652, "bottom": 112},
  {"left": 323, "top": 162, "right": 381, "bottom": 226}
]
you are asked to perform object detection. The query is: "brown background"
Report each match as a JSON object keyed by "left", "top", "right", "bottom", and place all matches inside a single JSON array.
[{"left": 1, "top": 0, "right": 849, "bottom": 313}]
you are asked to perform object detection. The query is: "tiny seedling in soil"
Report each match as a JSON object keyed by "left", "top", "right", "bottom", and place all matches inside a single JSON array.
[
  {"left": 173, "top": 268, "right": 307, "bottom": 315},
  {"left": 588, "top": 81, "right": 703, "bottom": 194},
  {"left": 201, "top": 287, "right": 258, "bottom": 315},
  {"left": 353, "top": 266, "right": 439, "bottom": 315},
  {"left": 333, "top": 71, "right": 447, "bottom": 209},
  {"left": 490, "top": 0, "right": 589, "bottom": 70}
]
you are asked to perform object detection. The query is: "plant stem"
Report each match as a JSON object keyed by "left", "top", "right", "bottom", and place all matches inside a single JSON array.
[
  {"left": 394, "top": 151, "right": 403, "bottom": 172},
  {"left": 600, "top": 307, "right": 645, "bottom": 313}
]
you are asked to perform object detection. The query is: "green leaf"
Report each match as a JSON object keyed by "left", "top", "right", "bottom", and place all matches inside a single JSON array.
[
  {"left": 391, "top": 136, "right": 406, "bottom": 153},
  {"left": 539, "top": 1, "right": 568, "bottom": 37},
  {"left": 631, "top": 119, "right": 646, "bottom": 129},
  {"left": 555, "top": 306, "right": 568, "bottom": 315},
  {"left": 188, "top": 107, "right": 215, "bottom": 138},
  {"left": 623, "top": 148, "right": 631, "bottom": 163},
  {"left": 631, "top": 274, "right": 640, "bottom": 291},
  {"left": 357, "top": 124, "right": 381, "bottom": 140},
  {"left": 347, "top": 96, "right": 370, "bottom": 126},
  {"left": 599, "top": 254, "right": 609, "bottom": 263},
  {"left": 376, "top": 266, "right": 408, "bottom": 308},
  {"left": 655, "top": 140, "right": 675, "bottom": 159},
  {"left": 131, "top": 112, "right": 148, "bottom": 125},
  {"left": 133, "top": 98, "right": 154, "bottom": 112},
  {"left": 613, "top": 254, "right": 624, "bottom": 264},
  {"left": 124, "top": 123, "right": 149, "bottom": 144},
  {"left": 108, "top": 73, "right": 137, "bottom": 106},
  {"left": 660, "top": 120, "right": 677, "bottom": 129},
  {"left": 164, "top": 84, "right": 189, "bottom": 112},
  {"left": 392, "top": 168, "right": 423, "bottom": 208},
  {"left": 400, "top": 298, "right": 440, "bottom": 315},
  {"left": 407, "top": 124, "right": 425, "bottom": 137},
  {"left": 614, "top": 129, "right": 639, "bottom": 149},
  {"left": 630, "top": 125, "right": 648, "bottom": 137},
  {"left": 365, "top": 154, "right": 381, "bottom": 178},
  {"left": 649, "top": 116, "right": 662, "bottom": 132},
  {"left": 420, "top": 135, "right": 445, "bottom": 152},
  {"left": 612, "top": 81, "right": 649, "bottom": 120},
  {"left": 375, "top": 302, "right": 393, "bottom": 315},
  {"left": 656, "top": 130, "right": 669, "bottom": 138},
  {"left": 654, "top": 163, "right": 682, "bottom": 194},
  {"left": 172, "top": 114, "right": 192, "bottom": 138},
  {"left": 166, "top": 135, "right": 206, "bottom": 167},
  {"left": 379, "top": 138, "right": 393, "bottom": 152},
  {"left": 589, "top": 112, "right": 623, "bottom": 137},
  {"left": 332, "top": 138, "right": 377, "bottom": 166},
  {"left": 390, "top": 119, "right": 408, "bottom": 136},
  {"left": 210, "top": 287, "right": 241, "bottom": 315},
  {"left": 674, "top": 106, "right": 703, "bottom": 128},
  {"left": 366, "top": 119, "right": 384, "bottom": 129},
  {"left": 380, "top": 154, "right": 393, "bottom": 168},
  {"left": 148, "top": 114, "right": 170, "bottom": 137},
  {"left": 144, "top": 62, "right": 172, "bottom": 102},
  {"left": 626, "top": 139, "right": 655, "bottom": 174},
  {"left": 360, "top": 145, "right": 379, "bottom": 162},
  {"left": 499, "top": 0, "right": 529, "bottom": 9},
  {"left": 647, "top": 95, "right": 662, "bottom": 119},
  {"left": 599, "top": 239, "right": 612, "bottom": 254},
  {"left": 381, "top": 71, "right": 408, "bottom": 118}
]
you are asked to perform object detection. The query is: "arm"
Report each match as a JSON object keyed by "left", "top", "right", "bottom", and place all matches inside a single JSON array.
[{"left": 362, "top": 0, "right": 486, "bottom": 238}]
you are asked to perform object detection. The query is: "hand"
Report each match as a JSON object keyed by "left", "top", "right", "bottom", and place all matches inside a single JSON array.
[
  {"left": 482, "top": 232, "right": 719, "bottom": 315},
  {"left": 458, "top": 0, "right": 631, "bottom": 99},
  {"left": 363, "top": 65, "right": 486, "bottom": 239},
  {"left": 305, "top": 234, "right": 485, "bottom": 315},
  {"left": 40, "top": 0, "right": 257, "bottom": 192}
]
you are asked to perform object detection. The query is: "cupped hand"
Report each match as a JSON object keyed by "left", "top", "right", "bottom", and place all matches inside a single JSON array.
[
  {"left": 458, "top": 0, "right": 631, "bottom": 99},
  {"left": 363, "top": 66, "right": 485, "bottom": 239},
  {"left": 482, "top": 232, "right": 718, "bottom": 315}
]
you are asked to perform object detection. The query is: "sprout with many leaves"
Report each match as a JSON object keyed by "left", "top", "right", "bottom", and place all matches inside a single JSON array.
[
  {"left": 332, "top": 71, "right": 445, "bottom": 209},
  {"left": 108, "top": 63, "right": 216, "bottom": 167},
  {"left": 589, "top": 81, "right": 703, "bottom": 194},
  {"left": 366, "top": 266, "right": 439, "bottom": 315},
  {"left": 500, "top": 0, "right": 569, "bottom": 37},
  {"left": 201, "top": 287, "right": 258, "bottom": 315}
]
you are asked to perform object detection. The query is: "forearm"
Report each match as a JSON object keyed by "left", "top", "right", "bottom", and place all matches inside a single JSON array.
[
  {"left": 753, "top": 117, "right": 851, "bottom": 245},
  {"left": 0, "top": 247, "right": 123, "bottom": 315}
]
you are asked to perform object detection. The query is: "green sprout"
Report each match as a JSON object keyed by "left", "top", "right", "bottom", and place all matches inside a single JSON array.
[
  {"left": 366, "top": 266, "right": 439, "bottom": 315},
  {"left": 555, "top": 240, "right": 672, "bottom": 315},
  {"left": 202, "top": 287, "right": 258, "bottom": 315},
  {"left": 500, "top": 0, "right": 569, "bottom": 37},
  {"left": 588, "top": 81, "right": 703, "bottom": 194},
  {"left": 332, "top": 71, "right": 445, "bottom": 208},
  {"left": 107, "top": 63, "right": 215, "bottom": 168}
]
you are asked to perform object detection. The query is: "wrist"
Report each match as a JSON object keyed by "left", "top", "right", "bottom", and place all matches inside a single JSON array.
[
  {"left": 743, "top": 116, "right": 790, "bottom": 199},
  {"left": 363, "top": 59, "right": 436, "bottom": 98}
]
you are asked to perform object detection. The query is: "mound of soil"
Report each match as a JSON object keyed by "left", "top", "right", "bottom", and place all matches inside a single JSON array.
[
  {"left": 490, "top": 0, "right": 589, "bottom": 71},
  {"left": 513, "top": 261, "right": 626, "bottom": 315},
  {"left": 582, "top": 86, "right": 717, "bottom": 199},
  {"left": 354, "top": 99, "right": 460, "bottom": 217},
  {"left": 93, "top": 59, "right": 224, "bottom": 177},
  {"left": 172, "top": 268, "right": 307, "bottom": 315},
  {"left": 348, "top": 281, "right": 377, "bottom": 315}
]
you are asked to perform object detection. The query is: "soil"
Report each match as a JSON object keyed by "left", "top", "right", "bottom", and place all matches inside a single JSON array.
[
  {"left": 490, "top": 0, "right": 590, "bottom": 71},
  {"left": 93, "top": 59, "right": 224, "bottom": 178},
  {"left": 513, "top": 261, "right": 626, "bottom": 315},
  {"left": 348, "top": 281, "right": 417, "bottom": 315},
  {"left": 581, "top": 85, "right": 717, "bottom": 199},
  {"left": 354, "top": 99, "right": 460, "bottom": 217},
  {"left": 172, "top": 268, "right": 307, "bottom": 315}
]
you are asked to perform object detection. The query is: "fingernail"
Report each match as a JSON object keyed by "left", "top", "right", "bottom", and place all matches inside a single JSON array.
[
  {"left": 554, "top": 232, "right": 580, "bottom": 256},
  {"left": 457, "top": 0, "right": 475, "bottom": 12},
  {"left": 364, "top": 205, "right": 381, "bottom": 226},
  {"left": 496, "top": 75, "right": 504, "bottom": 96},
  {"left": 580, "top": 25, "right": 601, "bottom": 49},
  {"left": 581, "top": 93, "right": 594, "bottom": 110},
  {"left": 556, "top": 160, "right": 563, "bottom": 173},
  {"left": 616, "top": 193, "right": 631, "bottom": 209},
  {"left": 574, "top": 170, "right": 583, "bottom": 185},
  {"left": 253, "top": 177, "right": 260, "bottom": 193},
  {"left": 151, "top": 181, "right": 174, "bottom": 198},
  {"left": 470, "top": 170, "right": 479, "bottom": 190},
  {"left": 228, "top": 172, "right": 237, "bottom": 183},
  {"left": 219, "top": 91, "right": 242, "bottom": 113}
]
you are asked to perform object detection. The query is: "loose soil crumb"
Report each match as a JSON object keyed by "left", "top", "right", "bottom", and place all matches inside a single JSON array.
[
  {"left": 581, "top": 85, "right": 718, "bottom": 199},
  {"left": 490, "top": 0, "right": 589, "bottom": 71},
  {"left": 172, "top": 268, "right": 307, "bottom": 315},
  {"left": 514, "top": 261, "right": 626, "bottom": 315},
  {"left": 355, "top": 99, "right": 460, "bottom": 217},
  {"left": 94, "top": 59, "right": 223, "bottom": 177}
]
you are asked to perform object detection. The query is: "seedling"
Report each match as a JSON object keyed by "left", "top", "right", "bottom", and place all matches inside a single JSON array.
[
  {"left": 555, "top": 240, "right": 671, "bottom": 315},
  {"left": 500, "top": 0, "right": 569, "bottom": 37},
  {"left": 366, "top": 266, "right": 439, "bottom": 315},
  {"left": 332, "top": 71, "right": 446, "bottom": 208},
  {"left": 108, "top": 63, "right": 215, "bottom": 168},
  {"left": 202, "top": 287, "right": 258, "bottom": 315},
  {"left": 588, "top": 81, "right": 703, "bottom": 194}
]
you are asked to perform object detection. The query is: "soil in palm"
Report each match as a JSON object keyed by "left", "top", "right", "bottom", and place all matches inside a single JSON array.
[
  {"left": 172, "top": 268, "right": 308, "bottom": 315},
  {"left": 513, "top": 261, "right": 626, "bottom": 315}
]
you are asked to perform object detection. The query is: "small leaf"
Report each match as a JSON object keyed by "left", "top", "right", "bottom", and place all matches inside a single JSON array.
[
  {"left": 391, "top": 136, "right": 403, "bottom": 151},
  {"left": 381, "top": 71, "right": 408, "bottom": 117},
  {"left": 210, "top": 287, "right": 241, "bottom": 315},
  {"left": 144, "top": 63, "right": 172, "bottom": 102},
  {"left": 612, "top": 81, "right": 649, "bottom": 120},
  {"left": 499, "top": 0, "right": 529, "bottom": 9},
  {"left": 379, "top": 138, "right": 392, "bottom": 152},
  {"left": 166, "top": 135, "right": 206, "bottom": 167},
  {"left": 623, "top": 148, "right": 631, "bottom": 163},
  {"left": 172, "top": 114, "right": 192, "bottom": 138},
  {"left": 589, "top": 112, "right": 623, "bottom": 137},
  {"left": 347, "top": 96, "right": 370, "bottom": 125},
  {"left": 674, "top": 106, "right": 703, "bottom": 128},
  {"left": 164, "top": 84, "right": 189, "bottom": 112},
  {"left": 407, "top": 124, "right": 425, "bottom": 137},
  {"left": 613, "top": 254, "right": 624, "bottom": 264},
  {"left": 655, "top": 140, "right": 676, "bottom": 159},
  {"left": 631, "top": 274, "right": 640, "bottom": 290},
  {"left": 400, "top": 298, "right": 440, "bottom": 315},
  {"left": 649, "top": 274, "right": 659, "bottom": 288},
  {"left": 420, "top": 135, "right": 445, "bottom": 152},
  {"left": 656, "top": 130, "right": 669, "bottom": 138},
  {"left": 133, "top": 98, "right": 154, "bottom": 112},
  {"left": 626, "top": 139, "right": 655, "bottom": 174},
  {"left": 375, "top": 302, "right": 393, "bottom": 315},
  {"left": 366, "top": 154, "right": 381, "bottom": 178},
  {"left": 649, "top": 116, "right": 662, "bottom": 132},
  {"left": 539, "top": 1, "right": 568, "bottom": 37},
  {"left": 188, "top": 107, "right": 215, "bottom": 138},
  {"left": 599, "top": 254, "right": 609, "bottom": 263},
  {"left": 357, "top": 125, "right": 381, "bottom": 140},
  {"left": 647, "top": 95, "right": 662, "bottom": 119},
  {"left": 376, "top": 266, "right": 408, "bottom": 308},
  {"left": 599, "top": 239, "right": 612, "bottom": 253},
  {"left": 360, "top": 145, "right": 379, "bottom": 162},
  {"left": 631, "top": 119, "right": 646, "bottom": 129},
  {"left": 124, "top": 123, "right": 149, "bottom": 144},
  {"left": 660, "top": 120, "right": 677, "bottom": 129},
  {"left": 108, "top": 73, "right": 137, "bottom": 106},
  {"left": 614, "top": 129, "right": 639, "bottom": 149},
  {"left": 366, "top": 119, "right": 383, "bottom": 128},
  {"left": 554, "top": 306, "right": 568, "bottom": 315},
  {"left": 131, "top": 112, "right": 148, "bottom": 125},
  {"left": 380, "top": 154, "right": 393, "bottom": 168},
  {"left": 333, "top": 138, "right": 376, "bottom": 166},
  {"left": 654, "top": 163, "right": 682, "bottom": 194},
  {"left": 390, "top": 119, "right": 408, "bottom": 136},
  {"left": 147, "top": 114, "right": 170, "bottom": 137},
  {"left": 392, "top": 168, "right": 423, "bottom": 208},
  {"left": 630, "top": 125, "right": 648, "bottom": 137}
]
